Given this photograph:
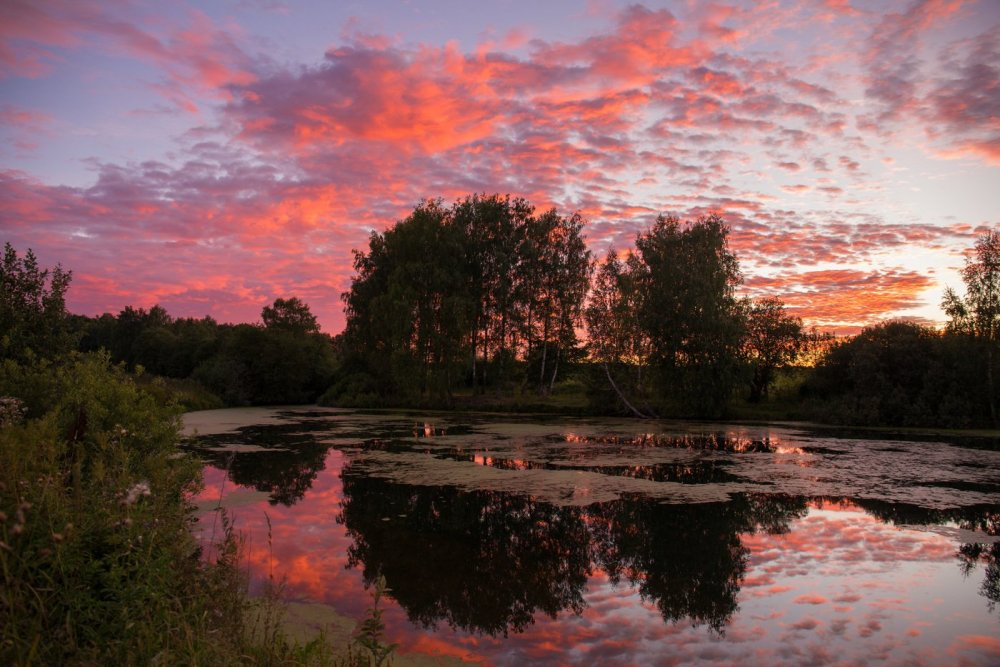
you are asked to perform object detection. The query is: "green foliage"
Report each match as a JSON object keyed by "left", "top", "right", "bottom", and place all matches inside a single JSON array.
[
  {"left": 585, "top": 215, "right": 744, "bottom": 418},
  {"left": 0, "top": 352, "right": 354, "bottom": 664},
  {"left": 803, "top": 321, "right": 990, "bottom": 427},
  {"left": 0, "top": 353, "right": 207, "bottom": 663},
  {"left": 801, "top": 232, "right": 1000, "bottom": 429},
  {"left": 136, "top": 374, "right": 225, "bottom": 412},
  {"left": 636, "top": 214, "right": 744, "bottom": 416},
  {"left": 193, "top": 324, "right": 337, "bottom": 406},
  {"left": 943, "top": 229, "right": 1000, "bottom": 426},
  {"left": 351, "top": 575, "right": 398, "bottom": 667},
  {"left": 319, "top": 371, "right": 383, "bottom": 408},
  {"left": 0, "top": 242, "right": 73, "bottom": 362},
  {"left": 76, "top": 307, "right": 220, "bottom": 378},
  {"left": 73, "top": 299, "right": 337, "bottom": 407},
  {"left": 742, "top": 297, "right": 806, "bottom": 403},
  {"left": 340, "top": 194, "right": 593, "bottom": 406}
]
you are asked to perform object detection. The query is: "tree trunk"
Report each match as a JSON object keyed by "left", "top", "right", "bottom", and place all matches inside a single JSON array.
[
  {"left": 539, "top": 308, "right": 550, "bottom": 392},
  {"left": 605, "top": 363, "right": 648, "bottom": 418},
  {"left": 989, "top": 341, "right": 997, "bottom": 428},
  {"left": 549, "top": 347, "right": 560, "bottom": 393}
]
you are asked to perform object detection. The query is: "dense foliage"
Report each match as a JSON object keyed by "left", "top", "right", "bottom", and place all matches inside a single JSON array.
[
  {"left": 333, "top": 194, "right": 592, "bottom": 405},
  {"left": 74, "top": 300, "right": 337, "bottom": 407},
  {"left": 0, "top": 246, "right": 344, "bottom": 664},
  {"left": 5, "top": 209, "right": 996, "bottom": 429},
  {"left": 1, "top": 242, "right": 73, "bottom": 362},
  {"left": 585, "top": 214, "right": 804, "bottom": 418},
  {"left": 803, "top": 231, "right": 1000, "bottom": 428}
]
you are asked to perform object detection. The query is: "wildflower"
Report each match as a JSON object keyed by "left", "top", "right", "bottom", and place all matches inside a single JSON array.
[
  {"left": 0, "top": 396, "right": 26, "bottom": 426},
  {"left": 123, "top": 481, "right": 152, "bottom": 505}
]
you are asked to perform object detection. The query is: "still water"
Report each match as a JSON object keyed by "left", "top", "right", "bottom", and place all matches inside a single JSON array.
[{"left": 183, "top": 407, "right": 1000, "bottom": 666}]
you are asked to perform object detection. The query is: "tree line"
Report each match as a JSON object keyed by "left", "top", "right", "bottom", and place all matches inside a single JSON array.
[
  {"left": 2, "top": 198, "right": 998, "bottom": 428},
  {"left": 333, "top": 196, "right": 810, "bottom": 417},
  {"left": 337, "top": 194, "right": 591, "bottom": 404}
]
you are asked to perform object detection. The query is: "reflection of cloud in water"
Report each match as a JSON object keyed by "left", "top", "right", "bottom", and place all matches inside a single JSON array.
[{"left": 184, "top": 409, "right": 1000, "bottom": 665}]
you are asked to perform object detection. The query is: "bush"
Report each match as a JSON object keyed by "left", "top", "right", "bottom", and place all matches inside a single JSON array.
[{"left": 0, "top": 352, "right": 338, "bottom": 664}]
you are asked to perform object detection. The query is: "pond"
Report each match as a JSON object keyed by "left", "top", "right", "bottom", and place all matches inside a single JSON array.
[{"left": 183, "top": 407, "right": 1000, "bottom": 666}]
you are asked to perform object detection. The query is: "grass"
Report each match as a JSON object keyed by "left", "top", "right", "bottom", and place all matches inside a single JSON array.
[{"left": 0, "top": 352, "right": 397, "bottom": 665}]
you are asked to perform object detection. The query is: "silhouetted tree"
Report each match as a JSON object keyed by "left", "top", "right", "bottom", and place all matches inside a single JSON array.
[
  {"left": 338, "top": 195, "right": 592, "bottom": 404},
  {"left": 342, "top": 199, "right": 472, "bottom": 401},
  {"left": 0, "top": 243, "right": 73, "bottom": 360},
  {"left": 943, "top": 229, "right": 1000, "bottom": 426},
  {"left": 584, "top": 249, "right": 652, "bottom": 416},
  {"left": 743, "top": 296, "right": 804, "bottom": 402},
  {"left": 522, "top": 209, "right": 592, "bottom": 393},
  {"left": 262, "top": 297, "right": 320, "bottom": 334},
  {"left": 585, "top": 215, "right": 744, "bottom": 417}
]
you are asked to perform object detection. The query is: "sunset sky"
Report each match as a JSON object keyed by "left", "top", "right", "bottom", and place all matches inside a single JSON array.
[{"left": 1, "top": 0, "right": 997, "bottom": 334}]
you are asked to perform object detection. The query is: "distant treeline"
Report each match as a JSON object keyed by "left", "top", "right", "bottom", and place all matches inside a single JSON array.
[
  {"left": 73, "top": 298, "right": 337, "bottom": 407},
  {"left": 2, "top": 197, "right": 997, "bottom": 428}
]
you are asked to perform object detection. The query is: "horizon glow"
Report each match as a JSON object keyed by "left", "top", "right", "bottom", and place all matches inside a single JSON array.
[{"left": 1, "top": 0, "right": 998, "bottom": 335}]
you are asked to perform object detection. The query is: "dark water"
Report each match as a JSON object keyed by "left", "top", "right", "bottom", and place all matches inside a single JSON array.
[{"left": 184, "top": 407, "right": 1000, "bottom": 666}]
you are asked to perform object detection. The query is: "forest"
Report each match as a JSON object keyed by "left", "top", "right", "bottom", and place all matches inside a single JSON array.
[{"left": 2, "top": 193, "right": 998, "bottom": 429}]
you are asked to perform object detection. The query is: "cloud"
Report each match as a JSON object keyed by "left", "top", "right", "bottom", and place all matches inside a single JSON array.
[
  {"left": 745, "top": 268, "right": 937, "bottom": 327},
  {"left": 924, "top": 30, "right": 1000, "bottom": 164},
  {"left": 861, "top": 0, "right": 966, "bottom": 128},
  {"left": 0, "top": 1, "right": 256, "bottom": 110},
  {"left": 1, "top": 2, "right": 995, "bottom": 332}
]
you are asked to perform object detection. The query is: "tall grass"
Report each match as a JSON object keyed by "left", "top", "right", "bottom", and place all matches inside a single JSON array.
[{"left": 0, "top": 352, "right": 392, "bottom": 665}]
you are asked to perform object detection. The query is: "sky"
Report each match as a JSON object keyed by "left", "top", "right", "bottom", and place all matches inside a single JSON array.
[{"left": 1, "top": 0, "right": 997, "bottom": 335}]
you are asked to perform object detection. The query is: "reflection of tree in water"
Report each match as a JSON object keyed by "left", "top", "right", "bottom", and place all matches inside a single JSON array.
[
  {"left": 959, "top": 542, "right": 1000, "bottom": 612},
  {"left": 338, "top": 463, "right": 808, "bottom": 636},
  {"left": 193, "top": 419, "right": 335, "bottom": 506},
  {"left": 202, "top": 446, "right": 331, "bottom": 505},
  {"left": 833, "top": 498, "right": 1000, "bottom": 614},
  {"left": 338, "top": 467, "right": 590, "bottom": 635},
  {"left": 588, "top": 493, "right": 807, "bottom": 633}
]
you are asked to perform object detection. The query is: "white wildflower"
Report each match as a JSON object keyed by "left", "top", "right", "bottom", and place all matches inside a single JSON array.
[{"left": 124, "top": 481, "right": 152, "bottom": 505}]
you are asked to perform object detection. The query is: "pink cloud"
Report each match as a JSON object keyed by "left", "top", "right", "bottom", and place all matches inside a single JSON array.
[
  {"left": 2, "top": 2, "right": 994, "bottom": 332},
  {"left": 0, "top": 1, "right": 256, "bottom": 110}
]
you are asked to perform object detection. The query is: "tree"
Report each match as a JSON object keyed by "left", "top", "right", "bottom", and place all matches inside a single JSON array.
[
  {"left": 340, "top": 195, "right": 593, "bottom": 403},
  {"left": 342, "top": 199, "right": 472, "bottom": 401},
  {"left": 943, "top": 229, "right": 1000, "bottom": 426},
  {"left": 585, "top": 215, "right": 745, "bottom": 417},
  {"left": 585, "top": 249, "right": 652, "bottom": 417},
  {"left": 523, "top": 209, "right": 592, "bottom": 393},
  {"left": 262, "top": 297, "right": 320, "bottom": 334},
  {"left": 743, "top": 297, "right": 804, "bottom": 402},
  {"left": 0, "top": 242, "right": 73, "bottom": 361},
  {"left": 451, "top": 194, "right": 533, "bottom": 390},
  {"left": 635, "top": 214, "right": 744, "bottom": 416},
  {"left": 805, "top": 321, "right": 945, "bottom": 426}
]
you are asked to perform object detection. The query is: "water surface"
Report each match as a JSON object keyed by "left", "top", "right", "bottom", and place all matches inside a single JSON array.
[{"left": 184, "top": 407, "right": 1000, "bottom": 666}]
